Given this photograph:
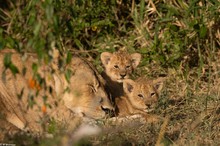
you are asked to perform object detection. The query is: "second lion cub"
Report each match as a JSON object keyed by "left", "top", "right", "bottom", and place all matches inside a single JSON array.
[
  {"left": 115, "top": 77, "right": 164, "bottom": 116},
  {"left": 101, "top": 50, "right": 141, "bottom": 99}
]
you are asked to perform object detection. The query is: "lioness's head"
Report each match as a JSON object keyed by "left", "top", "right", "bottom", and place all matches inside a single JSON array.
[
  {"left": 63, "top": 57, "right": 114, "bottom": 119},
  {"left": 123, "top": 78, "right": 164, "bottom": 112},
  {"left": 101, "top": 50, "right": 141, "bottom": 83}
]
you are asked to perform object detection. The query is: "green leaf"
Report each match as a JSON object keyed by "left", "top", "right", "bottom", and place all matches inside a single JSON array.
[
  {"left": 65, "top": 69, "right": 72, "bottom": 83},
  {"left": 34, "top": 22, "right": 41, "bottom": 36},
  {"left": 46, "top": 5, "right": 54, "bottom": 21},
  {"left": 3, "top": 57, "right": 20, "bottom": 76},
  {"left": 91, "top": 19, "right": 113, "bottom": 27},
  {"left": 6, "top": 37, "right": 16, "bottom": 48},
  {"left": 36, "top": 46, "right": 44, "bottom": 60},
  {"left": 32, "top": 63, "right": 38, "bottom": 75},
  {"left": 170, "top": 25, "right": 179, "bottom": 32},
  {"left": 74, "top": 39, "right": 83, "bottom": 49},
  {"left": 9, "top": 64, "right": 19, "bottom": 76},
  {"left": 47, "top": 119, "right": 57, "bottom": 134},
  {"left": 66, "top": 51, "right": 72, "bottom": 64},
  {"left": 139, "top": 47, "right": 148, "bottom": 54},
  {"left": 140, "top": 0, "right": 145, "bottom": 21},
  {"left": 27, "top": 9, "right": 36, "bottom": 25},
  {"left": 3, "top": 53, "right": 12, "bottom": 68},
  {"left": 0, "top": 27, "right": 3, "bottom": 34},
  {"left": 0, "top": 39, "right": 6, "bottom": 50},
  {"left": 199, "top": 25, "right": 207, "bottom": 38}
]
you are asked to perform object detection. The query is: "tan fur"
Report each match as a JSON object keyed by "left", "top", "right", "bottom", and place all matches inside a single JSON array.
[
  {"left": 101, "top": 50, "right": 141, "bottom": 100},
  {"left": 115, "top": 77, "right": 164, "bottom": 116},
  {"left": 101, "top": 50, "right": 141, "bottom": 83},
  {"left": 0, "top": 117, "right": 22, "bottom": 141},
  {"left": 0, "top": 49, "right": 114, "bottom": 135}
]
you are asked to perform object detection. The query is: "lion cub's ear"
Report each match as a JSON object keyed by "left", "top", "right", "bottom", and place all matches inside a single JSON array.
[
  {"left": 131, "top": 53, "right": 141, "bottom": 68},
  {"left": 153, "top": 78, "right": 165, "bottom": 94},
  {"left": 101, "top": 52, "right": 113, "bottom": 67},
  {"left": 123, "top": 79, "right": 136, "bottom": 94}
]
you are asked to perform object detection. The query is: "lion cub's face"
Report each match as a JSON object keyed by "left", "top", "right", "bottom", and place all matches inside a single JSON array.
[
  {"left": 101, "top": 50, "right": 141, "bottom": 83},
  {"left": 123, "top": 78, "right": 164, "bottom": 112}
]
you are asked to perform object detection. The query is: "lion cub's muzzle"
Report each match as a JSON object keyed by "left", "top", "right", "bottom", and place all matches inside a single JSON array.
[{"left": 144, "top": 103, "right": 157, "bottom": 113}]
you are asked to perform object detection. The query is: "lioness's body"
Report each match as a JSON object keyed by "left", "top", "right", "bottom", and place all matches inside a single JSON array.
[{"left": 0, "top": 49, "right": 113, "bottom": 135}]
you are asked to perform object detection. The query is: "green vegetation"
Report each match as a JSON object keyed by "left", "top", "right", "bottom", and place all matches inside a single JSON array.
[{"left": 0, "top": 0, "right": 220, "bottom": 145}]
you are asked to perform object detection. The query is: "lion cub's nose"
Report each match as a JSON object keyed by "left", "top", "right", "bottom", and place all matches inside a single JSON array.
[
  {"left": 120, "top": 73, "right": 126, "bottom": 79},
  {"left": 145, "top": 103, "right": 152, "bottom": 108}
]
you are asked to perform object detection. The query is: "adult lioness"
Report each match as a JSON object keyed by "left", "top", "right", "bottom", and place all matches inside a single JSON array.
[
  {"left": 100, "top": 50, "right": 141, "bottom": 99},
  {"left": 0, "top": 49, "right": 114, "bottom": 135}
]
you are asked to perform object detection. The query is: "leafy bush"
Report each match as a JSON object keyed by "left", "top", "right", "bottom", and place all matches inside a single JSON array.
[{"left": 1, "top": 0, "right": 219, "bottom": 68}]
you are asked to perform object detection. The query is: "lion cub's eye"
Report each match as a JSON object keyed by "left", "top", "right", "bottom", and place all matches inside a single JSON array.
[
  {"left": 150, "top": 92, "right": 156, "bottom": 97},
  {"left": 138, "top": 94, "right": 144, "bottom": 98},
  {"left": 126, "top": 65, "right": 131, "bottom": 69},
  {"left": 114, "top": 65, "right": 119, "bottom": 69}
]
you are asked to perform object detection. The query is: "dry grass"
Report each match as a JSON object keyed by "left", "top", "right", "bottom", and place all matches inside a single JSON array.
[{"left": 85, "top": 55, "right": 220, "bottom": 146}]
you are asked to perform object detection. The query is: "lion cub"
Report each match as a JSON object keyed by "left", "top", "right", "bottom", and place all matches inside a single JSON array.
[
  {"left": 115, "top": 77, "right": 164, "bottom": 116},
  {"left": 101, "top": 50, "right": 141, "bottom": 99}
]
